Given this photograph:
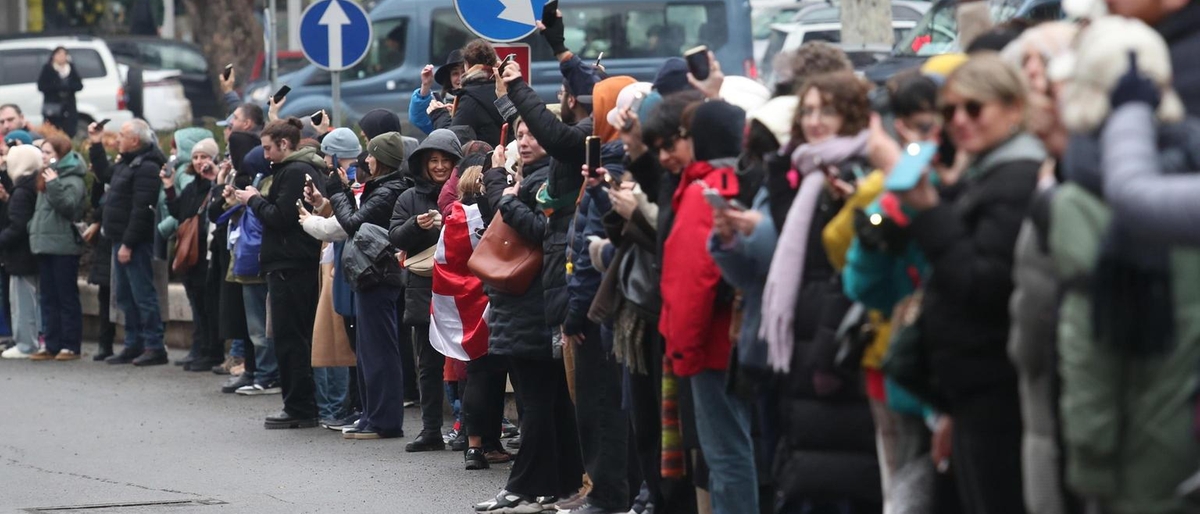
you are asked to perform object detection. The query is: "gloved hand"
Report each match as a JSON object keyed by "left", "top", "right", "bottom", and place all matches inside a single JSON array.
[
  {"left": 539, "top": 6, "right": 568, "bottom": 56},
  {"left": 1111, "top": 51, "right": 1160, "bottom": 110}
]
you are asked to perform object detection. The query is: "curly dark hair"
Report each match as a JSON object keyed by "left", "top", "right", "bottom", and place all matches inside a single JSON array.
[
  {"left": 773, "top": 42, "right": 853, "bottom": 96},
  {"left": 791, "top": 71, "right": 871, "bottom": 145},
  {"left": 462, "top": 39, "right": 498, "bottom": 67}
]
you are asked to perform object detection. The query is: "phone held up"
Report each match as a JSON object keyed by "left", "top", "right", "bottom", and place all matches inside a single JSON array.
[
  {"left": 585, "top": 136, "right": 602, "bottom": 178},
  {"left": 498, "top": 53, "right": 516, "bottom": 75},
  {"left": 684, "top": 45, "right": 710, "bottom": 81},
  {"left": 311, "top": 111, "right": 324, "bottom": 126},
  {"left": 272, "top": 85, "right": 291, "bottom": 104},
  {"left": 623, "top": 93, "right": 645, "bottom": 132},
  {"left": 222, "top": 63, "right": 234, "bottom": 81},
  {"left": 96, "top": 118, "right": 111, "bottom": 130}
]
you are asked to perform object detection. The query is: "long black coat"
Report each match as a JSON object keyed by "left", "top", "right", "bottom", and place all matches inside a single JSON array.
[
  {"left": 0, "top": 172, "right": 39, "bottom": 276},
  {"left": 37, "top": 63, "right": 83, "bottom": 118}
]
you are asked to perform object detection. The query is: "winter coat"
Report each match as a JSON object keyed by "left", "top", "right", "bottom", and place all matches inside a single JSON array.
[
  {"left": 330, "top": 169, "right": 407, "bottom": 289},
  {"left": 659, "top": 160, "right": 738, "bottom": 377},
  {"left": 1160, "top": 1, "right": 1200, "bottom": 114},
  {"left": 247, "top": 147, "right": 327, "bottom": 273},
  {"left": 481, "top": 158, "right": 553, "bottom": 359},
  {"left": 30, "top": 150, "right": 87, "bottom": 256},
  {"left": 409, "top": 89, "right": 436, "bottom": 135},
  {"left": 908, "top": 132, "right": 1043, "bottom": 422},
  {"left": 504, "top": 77, "right": 595, "bottom": 327},
  {"left": 37, "top": 62, "right": 83, "bottom": 117},
  {"left": 90, "top": 142, "right": 166, "bottom": 248},
  {"left": 445, "top": 74, "right": 503, "bottom": 146},
  {"left": 564, "top": 141, "right": 626, "bottom": 338},
  {"left": 708, "top": 187, "right": 775, "bottom": 374},
  {"left": 86, "top": 171, "right": 111, "bottom": 286},
  {"left": 0, "top": 167, "right": 39, "bottom": 276},
  {"left": 164, "top": 173, "right": 213, "bottom": 268},
  {"left": 1052, "top": 120, "right": 1200, "bottom": 514}
]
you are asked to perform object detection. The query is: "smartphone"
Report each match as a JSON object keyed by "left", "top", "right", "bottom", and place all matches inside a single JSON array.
[
  {"left": 499, "top": 122, "right": 510, "bottom": 148},
  {"left": 684, "top": 45, "right": 710, "bottom": 81},
  {"left": 272, "top": 85, "right": 291, "bottom": 104},
  {"left": 594, "top": 52, "right": 604, "bottom": 68},
  {"left": 304, "top": 174, "right": 314, "bottom": 189},
  {"left": 623, "top": 93, "right": 646, "bottom": 132},
  {"left": 296, "top": 199, "right": 304, "bottom": 210},
  {"left": 222, "top": 63, "right": 234, "bottom": 81},
  {"left": 96, "top": 118, "right": 111, "bottom": 129},
  {"left": 585, "top": 136, "right": 601, "bottom": 177},
  {"left": 498, "top": 53, "right": 516, "bottom": 74},
  {"left": 703, "top": 189, "right": 730, "bottom": 210},
  {"left": 885, "top": 142, "right": 938, "bottom": 192},
  {"left": 311, "top": 111, "right": 324, "bottom": 126}
]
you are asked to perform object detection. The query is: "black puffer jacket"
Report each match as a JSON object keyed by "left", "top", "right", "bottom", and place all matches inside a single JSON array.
[
  {"left": 247, "top": 147, "right": 327, "bottom": 273},
  {"left": 90, "top": 142, "right": 166, "bottom": 248},
  {"left": 0, "top": 169, "right": 39, "bottom": 276},
  {"left": 505, "top": 78, "right": 595, "bottom": 327},
  {"left": 330, "top": 169, "right": 408, "bottom": 289},
  {"left": 482, "top": 158, "right": 553, "bottom": 359},
  {"left": 87, "top": 172, "right": 111, "bottom": 286},
  {"left": 433, "top": 73, "right": 503, "bottom": 146},
  {"left": 165, "top": 173, "right": 213, "bottom": 268}
]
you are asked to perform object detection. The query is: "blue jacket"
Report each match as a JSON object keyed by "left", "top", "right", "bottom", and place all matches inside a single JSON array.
[
  {"left": 408, "top": 89, "right": 435, "bottom": 135},
  {"left": 564, "top": 141, "right": 625, "bottom": 337},
  {"left": 708, "top": 187, "right": 774, "bottom": 372}
]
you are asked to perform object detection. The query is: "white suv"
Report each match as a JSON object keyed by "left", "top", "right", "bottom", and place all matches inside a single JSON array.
[{"left": 0, "top": 35, "right": 192, "bottom": 133}]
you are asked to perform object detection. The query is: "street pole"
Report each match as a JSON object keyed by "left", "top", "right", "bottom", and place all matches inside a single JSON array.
[
  {"left": 163, "top": 0, "right": 176, "bottom": 38},
  {"left": 268, "top": 0, "right": 279, "bottom": 92},
  {"left": 332, "top": 73, "right": 342, "bottom": 127}
]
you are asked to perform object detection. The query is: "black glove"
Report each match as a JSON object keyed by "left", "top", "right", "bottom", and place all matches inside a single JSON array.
[
  {"left": 540, "top": 8, "right": 568, "bottom": 55},
  {"left": 1111, "top": 51, "right": 1160, "bottom": 110}
]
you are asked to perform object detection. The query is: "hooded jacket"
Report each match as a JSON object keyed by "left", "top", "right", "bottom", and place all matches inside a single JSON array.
[
  {"left": 90, "top": 141, "right": 167, "bottom": 248},
  {"left": 0, "top": 148, "right": 42, "bottom": 275},
  {"left": 591, "top": 76, "right": 637, "bottom": 144},
  {"left": 30, "top": 150, "right": 87, "bottom": 256},
  {"left": 435, "top": 68, "right": 503, "bottom": 146},
  {"left": 158, "top": 128, "right": 213, "bottom": 239},
  {"left": 908, "top": 132, "right": 1044, "bottom": 418},
  {"left": 389, "top": 130, "right": 462, "bottom": 323},
  {"left": 247, "top": 146, "right": 327, "bottom": 273}
]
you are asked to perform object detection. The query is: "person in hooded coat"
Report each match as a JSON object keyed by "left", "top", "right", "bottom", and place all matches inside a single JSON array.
[
  {"left": 389, "top": 129, "right": 463, "bottom": 451},
  {"left": 208, "top": 131, "right": 259, "bottom": 376},
  {"left": 0, "top": 146, "right": 42, "bottom": 360},
  {"left": 30, "top": 135, "right": 88, "bottom": 361},
  {"left": 431, "top": 40, "right": 504, "bottom": 146}
]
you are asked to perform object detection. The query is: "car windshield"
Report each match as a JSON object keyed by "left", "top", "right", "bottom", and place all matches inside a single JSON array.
[{"left": 892, "top": 0, "right": 1061, "bottom": 56}]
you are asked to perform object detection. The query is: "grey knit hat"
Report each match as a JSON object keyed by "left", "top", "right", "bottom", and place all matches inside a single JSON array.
[{"left": 321, "top": 127, "right": 363, "bottom": 158}]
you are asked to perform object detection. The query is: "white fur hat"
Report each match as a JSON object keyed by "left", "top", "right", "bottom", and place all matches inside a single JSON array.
[
  {"left": 749, "top": 95, "right": 799, "bottom": 148},
  {"left": 1061, "top": 15, "right": 1183, "bottom": 134},
  {"left": 4, "top": 145, "right": 42, "bottom": 180},
  {"left": 720, "top": 76, "right": 772, "bottom": 117}
]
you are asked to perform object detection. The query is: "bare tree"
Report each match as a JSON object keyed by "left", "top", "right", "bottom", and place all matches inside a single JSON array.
[
  {"left": 840, "top": 0, "right": 895, "bottom": 47},
  {"left": 180, "top": 0, "right": 265, "bottom": 103}
]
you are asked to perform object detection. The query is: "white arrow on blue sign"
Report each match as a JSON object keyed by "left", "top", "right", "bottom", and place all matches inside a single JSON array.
[
  {"left": 455, "top": 0, "right": 545, "bottom": 43},
  {"left": 299, "top": 0, "right": 373, "bottom": 71}
]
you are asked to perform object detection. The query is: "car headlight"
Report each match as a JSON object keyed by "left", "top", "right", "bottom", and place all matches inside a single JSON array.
[{"left": 248, "top": 85, "right": 270, "bottom": 103}]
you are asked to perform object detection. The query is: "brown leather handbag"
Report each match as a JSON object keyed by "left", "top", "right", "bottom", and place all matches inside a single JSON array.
[
  {"left": 172, "top": 215, "right": 201, "bottom": 274},
  {"left": 468, "top": 212, "right": 543, "bottom": 295}
]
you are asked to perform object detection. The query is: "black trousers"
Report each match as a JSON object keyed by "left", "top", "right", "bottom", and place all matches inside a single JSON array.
[
  {"left": 96, "top": 284, "right": 115, "bottom": 351},
  {"left": 344, "top": 316, "right": 361, "bottom": 415},
  {"left": 507, "top": 356, "right": 584, "bottom": 498},
  {"left": 267, "top": 267, "right": 319, "bottom": 419},
  {"left": 952, "top": 390, "right": 1026, "bottom": 514},
  {"left": 464, "top": 353, "right": 507, "bottom": 450},
  {"left": 355, "top": 286, "right": 405, "bottom": 434},
  {"left": 574, "top": 322, "right": 630, "bottom": 510},
  {"left": 400, "top": 324, "right": 419, "bottom": 402},
  {"left": 412, "top": 323, "right": 444, "bottom": 432},
  {"left": 182, "top": 266, "right": 215, "bottom": 359}
]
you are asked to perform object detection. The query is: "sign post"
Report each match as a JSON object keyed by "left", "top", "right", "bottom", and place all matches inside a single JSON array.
[
  {"left": 299, "top": 0, "right": 372, "bottom": 127},
  {"left": 455, "top": 0, "right": 545, "bottom": 43}
]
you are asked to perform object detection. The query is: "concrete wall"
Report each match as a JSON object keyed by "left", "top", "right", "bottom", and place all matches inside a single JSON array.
[{"left": 80, "top": 279, "right": 195, "bottom": 350}]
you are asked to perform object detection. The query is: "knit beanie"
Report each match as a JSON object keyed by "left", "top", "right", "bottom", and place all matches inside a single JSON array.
[
  {"left": 4, "top": 145, "right": 43, "bottom": 180},
  {"left": 191, "top": 138, "right": 219, "bottom": 159},
  {"left": 691, "top": 101, "right": 745, "bottom": 162},
  {"left": 321, "top": 127, "right": 362, "bottom": 158},
  {"left": 358, "top": 109, "right": 402, "bottom": 140},
  {"left": 3, "top": 130, "right": 33, "bottom": 147},
  {"left": 368, "top": 132, "right": 407, "bottom": 171}
]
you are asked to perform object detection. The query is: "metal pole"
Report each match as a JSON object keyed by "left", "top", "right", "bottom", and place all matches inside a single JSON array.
[
  {"left": 268, "top": 0, "right": 279, "bottom": 92},
  {"left": 332, "top": 72, "right": 342, "bottom": 128},
  {"left": 163, "top": 0, "right": 176, "bottom": 38},
  {"left": 288, "top": 0, "right": 302, "bottom": 51}
]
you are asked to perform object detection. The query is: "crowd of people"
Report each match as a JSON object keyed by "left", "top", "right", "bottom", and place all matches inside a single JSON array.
[{"left": 1, "top": 0, "right": 1200, "bottom": 513}]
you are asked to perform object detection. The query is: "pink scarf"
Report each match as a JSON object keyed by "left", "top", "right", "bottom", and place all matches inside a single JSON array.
[{"left": 760, "top": 130, "right": 869, "bottom": 372}]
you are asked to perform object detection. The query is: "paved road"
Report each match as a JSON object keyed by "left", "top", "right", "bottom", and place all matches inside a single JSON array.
[{"left": 0, "top": 343, "right": 507, "bottom": 513}]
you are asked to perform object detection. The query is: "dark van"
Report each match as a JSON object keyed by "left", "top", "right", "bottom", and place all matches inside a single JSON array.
[{"left": 248, "top": 0, "right": 754, "bottom": 135}]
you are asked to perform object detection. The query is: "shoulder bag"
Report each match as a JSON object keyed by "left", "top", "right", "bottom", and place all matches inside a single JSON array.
[{"left": 467, "top": 211, "right": 543, "bottom": 295}]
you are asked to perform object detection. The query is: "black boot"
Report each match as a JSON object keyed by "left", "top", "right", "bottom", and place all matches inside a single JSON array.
[
  {"left": 93, "top": 342, "right": 114, "bottom": 362},
  {"left": 405, "top": 430, "right": 447, "bottom": 452},
  {"left": 105, "top": 347, "right": 141, "bottom": 365},
  {"left": 133, "top": 349, "right": 169, "bottom": 367}
]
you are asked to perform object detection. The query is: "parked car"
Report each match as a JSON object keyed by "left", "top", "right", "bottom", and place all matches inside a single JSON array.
[
  {"left": 106, "top": 36, "right": 222, "bottom": 121},
  {"left": 759, "top": 1, "right": 928, "bottom": 83},
  {"left": 753, "top": 1, "right": 818, "bottom": 63},
  {"left": 863, "top": 0, "right": 1063, "bottom": 82},
  {"left": 246, "top": 0, "right": 755, "bottom": 137}
]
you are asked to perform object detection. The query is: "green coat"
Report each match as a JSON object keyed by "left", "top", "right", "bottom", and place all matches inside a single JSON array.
[
  {"left": 1050, "top": 182, "right": 1200, "bottom": 514},
  {"left": 29, "top": 150, "right": 87, "bottom": 256}
]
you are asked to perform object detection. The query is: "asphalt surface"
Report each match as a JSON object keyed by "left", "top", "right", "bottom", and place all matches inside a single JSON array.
[{"left": 0, "top": 343, "right": 508, "bottom": 513}]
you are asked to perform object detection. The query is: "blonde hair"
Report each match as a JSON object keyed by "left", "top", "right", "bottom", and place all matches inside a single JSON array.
[
  {"left": 457, "top": 165, "right": 484, "bottom": 199},
  {"left": 945, "top": 53, "right": 1029, "bottom": 108}
]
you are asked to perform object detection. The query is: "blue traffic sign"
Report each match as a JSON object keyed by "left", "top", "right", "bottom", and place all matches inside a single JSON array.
[
  {"left": 300, "top": 0, "right": 373, "bottom": 71},
  {"left": 455, "top": 0, "right": 544, "bottom": 43}
]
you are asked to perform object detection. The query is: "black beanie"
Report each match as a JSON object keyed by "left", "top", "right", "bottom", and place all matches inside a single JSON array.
[
  {"left": 691, "top": 101, "right": 745, "bottom": 162},
  {"left": 358, "top": 109, "right": 402, "bottom": 140}
]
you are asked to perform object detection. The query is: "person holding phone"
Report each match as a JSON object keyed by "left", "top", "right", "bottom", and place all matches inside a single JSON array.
[
  {"left": 410, "top": 50, "right": 465, "bottom": 135},
  {"left": 429, "top": 40, "right": 504, "bottom": 146},
  {"left": 389, "top": 129, "right": 462, "bottom": 451},
  {"left": 235, "top": 117, "right": 328, "bottom": 429}
]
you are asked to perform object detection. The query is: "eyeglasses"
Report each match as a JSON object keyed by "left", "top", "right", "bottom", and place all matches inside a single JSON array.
[
  {"left": 941, "top": 100, "right": 984, "bottom": 122},
  {"left": 800, "top": 106, "right": 840, "bottom": 120}
]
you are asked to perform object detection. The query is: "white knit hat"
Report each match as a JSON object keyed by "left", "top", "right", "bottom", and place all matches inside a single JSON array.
[
  {"left": 4, "top": 145, "right": 43, "bottom": 180},
  {"left": 720, "top": 75, "right": 772, "bottom": 116},
  {"left": 749, "top": 95, "right": 798, "bottom": 148}
]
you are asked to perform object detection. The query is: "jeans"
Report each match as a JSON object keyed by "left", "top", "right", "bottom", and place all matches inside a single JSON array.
[
  {"left": 9, "top": 275, "right": 39, "bottom": 354},
  {"left": 267, "top": 267, "right": 319, "bottom": 420},
  {"left": 507, "top": 356, "right": 584, "bottom": 498},
  {"left": 112, "top": 242, "right": 163, "bottom": 351},
  {"left": 355, "top": 286, "right": 405, "bottom": 433},
  {"left": 574, "top": 321, "right": 630, "bottom": 511},
  {"left": 413, "top": 323, "right": 444, "bottom": 433},
  {"left": 691, "top": 369, "right": 759, "bottom": 514},
  {"left": 229, "top": 339, "right": 245, "bottom": 359},
  {"left": 39, "top": 254, "right": 83, "bottom": 354},
  {"left": 242, "top": 283, "right": 278, "bottom": 385},
  {"left": 314, "top": 366, "right": 349, "bottom": 421}
]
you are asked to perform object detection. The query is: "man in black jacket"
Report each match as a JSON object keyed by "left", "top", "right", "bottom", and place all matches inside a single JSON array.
[
  {"left": 87, "top": 120, "right": 169, "bottom": 366},
  {"left": 235, "top": 117, "right": 326, "bottom": 429}
]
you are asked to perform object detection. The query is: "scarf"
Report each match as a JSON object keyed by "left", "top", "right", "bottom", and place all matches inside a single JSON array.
[
  {"left": 54, "top": 62, "right": 70, "bottom": 79},
  {"left": 760, "top": 130, "right": 869, "bottom": 372}
]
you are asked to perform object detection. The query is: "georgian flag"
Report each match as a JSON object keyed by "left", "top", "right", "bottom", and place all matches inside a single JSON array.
[{"left": 429, "top": 202, "right": 490, "bottom": 361}]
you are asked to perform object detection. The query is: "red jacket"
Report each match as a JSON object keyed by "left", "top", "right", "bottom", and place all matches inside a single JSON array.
[{"left": 659, "top": 160, "right": 739, "bottom": 377}]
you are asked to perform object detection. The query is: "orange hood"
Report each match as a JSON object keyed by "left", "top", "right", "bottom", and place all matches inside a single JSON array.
[{"left": 592, "top": 76, "right": 637, "bottom": 143}]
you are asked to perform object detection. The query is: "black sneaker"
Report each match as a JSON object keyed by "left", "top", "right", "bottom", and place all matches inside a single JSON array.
[
  {"left": 264, "top": 411, "right": 318, "bottom": 430},
  {"left": 105, "top": 348, "right": 141, "bottom": 365},
  {"left": 186, "top": 357, "right": 223, "bottom": 372},
  {"left": 321, "top": 412, "right": 360, "bottom": 431},
  {"left": 221, "top": 374, "right": 254, "bottom": 394},
  {"left": 506, "top": 434, "right": 522, "bottom": 450},
  {"left": 405, "top": 430, "right": 447, "bottom": 452},
  {"left": 501, "top": 418, "right": 519, "bottom": 439},
  {"left": 132, "top": 349, "right": 168, "bottom": 367},
  {"left": 465, "top": 447, "right": 489, "bottom": 470},
  {"left": 473, "top": 490, "right": 528, "bottom": 512},
  {"left": 451, "top": 429, "right": 469, "bottom": 451},
  {"left": 92, "top": 345, "right": 113, "bottom": 362}
]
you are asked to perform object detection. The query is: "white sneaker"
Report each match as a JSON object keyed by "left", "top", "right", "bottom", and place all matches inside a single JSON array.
[
  {"left": 1, "top": 346, "right": 32, "bottom": 359},
  {"left": 235, "top": 383, "right": 282, "bottom": 396}
]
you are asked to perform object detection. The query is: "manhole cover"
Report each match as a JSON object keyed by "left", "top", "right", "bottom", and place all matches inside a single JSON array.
[{"left": 25, "top": 499, "right": 227, "bottom": 512}]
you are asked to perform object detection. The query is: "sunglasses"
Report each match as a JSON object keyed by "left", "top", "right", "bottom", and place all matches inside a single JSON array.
[{"left": 941, "top": 100, "right": 984, "bottom": 122}]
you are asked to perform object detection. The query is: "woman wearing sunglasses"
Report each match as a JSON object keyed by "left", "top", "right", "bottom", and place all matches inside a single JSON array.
[{"left": 896, "top": 54, "right": 1045, "bottom": 514}]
